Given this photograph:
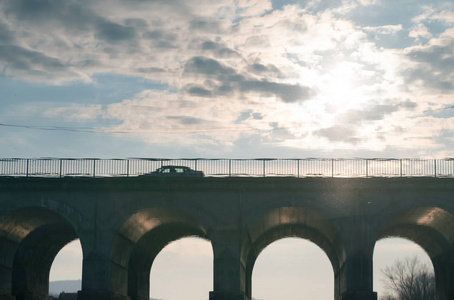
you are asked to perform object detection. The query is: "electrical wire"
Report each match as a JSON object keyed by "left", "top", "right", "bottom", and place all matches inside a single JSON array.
[{"left": 0, "top": 122, "right": 266, "bottom": 134}]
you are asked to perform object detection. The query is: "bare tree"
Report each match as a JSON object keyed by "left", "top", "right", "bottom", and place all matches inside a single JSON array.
[{"left": 381, "top": 256, "right": 435, "bottom": 300}]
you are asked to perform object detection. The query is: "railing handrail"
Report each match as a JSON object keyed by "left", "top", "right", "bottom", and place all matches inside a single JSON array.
[{"left": 0, "top": 158, "right": 453, "bottom": 178}]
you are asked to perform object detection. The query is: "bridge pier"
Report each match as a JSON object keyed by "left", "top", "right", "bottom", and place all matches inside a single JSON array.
[
  {"left": 337, "top": 252, "right": 377, "bottom": 300},
  {"left": 338, "top": 225, "right": 377, "bottom": 300},
  {"left": 433, "top": 251, "right": 454, "bottom": 300},
  {"left": 210, "top": 229, "right": 249, "bottom": 300},
  {"left": 78, "top": 252, "right": 130, "bottom": 300}
]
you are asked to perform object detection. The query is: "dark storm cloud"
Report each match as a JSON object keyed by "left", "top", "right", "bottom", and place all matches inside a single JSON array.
[{"left": 403, "top": 41, "right": 454, "bottom": 91}]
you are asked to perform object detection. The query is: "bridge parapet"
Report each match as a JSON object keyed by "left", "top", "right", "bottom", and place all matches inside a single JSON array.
[{"left": 1, "top": 158, "right": 453, "bottom": 178}]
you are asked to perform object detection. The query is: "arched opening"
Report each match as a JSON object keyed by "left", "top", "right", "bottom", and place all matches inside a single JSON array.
[
  {"left": 49, "top": 240, "right": 83, "bottom": 298},
  {"left": 0, "top": 207, "right": 80, "bottom": 300},
  {"left": 110, "top": 207, "right": 211, "bottom": 300},
  {"left": 375, "top": 207, "right": 454, "bottom": 300},
  {"left": 242, "top": 207, "right": 344, "bottom": 300},
  {"left": 374, "top": 237, "right": 434, "bottom": 299},
  {"left": 149, "top": 237, "right": 213, "bottom": 300},
  {"left": 252, "top": 237, "right": 334, "bottom": 300}
]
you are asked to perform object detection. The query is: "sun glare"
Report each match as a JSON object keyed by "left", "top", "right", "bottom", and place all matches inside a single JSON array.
[{"left": 321, "top": 62, "right": 368, "bottom": 112}]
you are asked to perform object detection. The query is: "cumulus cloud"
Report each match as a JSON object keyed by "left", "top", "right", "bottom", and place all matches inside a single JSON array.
[
  {"left": 238, "top": 80, "right": 315, "bottom": 102},
  {"left": 402, "top": 32, "right": 454, "bottom": 92},
  {"left": 182, "top": 56, "right": 315, "bottom": 102},
  {"left": 314, "top": 125, "right": 361, "bottom": 144},
  {"left": 45, "top": 105, "right": 104, "bottom": 120},
  {"left": 197, "top": 40, "right": 241, "bottom": 58},
  {"left": 337, "top": 100, "right": 418, "bottom": 125},
  {"left": 184, "top": 56, "right": 237, "bottom": 76},
  {"left": 1, "top": 0, "right": 453, "bottom": 156},
  {"left": 363, "top": 24, "right": 403, "bottom": 35}
]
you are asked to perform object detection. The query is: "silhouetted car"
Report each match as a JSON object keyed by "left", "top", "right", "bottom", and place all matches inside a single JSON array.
[{"left": 143, "top": 165, "right": 204, "bottom": 177}]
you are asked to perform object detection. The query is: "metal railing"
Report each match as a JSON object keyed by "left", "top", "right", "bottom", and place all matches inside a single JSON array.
[{"left": 0, "top": 158, "right": 453, "bottom": 178}]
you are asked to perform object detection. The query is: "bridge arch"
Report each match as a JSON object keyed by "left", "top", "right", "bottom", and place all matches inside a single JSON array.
[
  {"left": 109, "top": 207, "right": 211, "bottom": 300},
  {"left": 0, "top": 206, "right": 82, "bottom": 300},
  {"left": 376, "top": 206, "right": 454, "bottom": 300},
  {"left": 241, "top": 206, "right": 345, "bottom": 299}
]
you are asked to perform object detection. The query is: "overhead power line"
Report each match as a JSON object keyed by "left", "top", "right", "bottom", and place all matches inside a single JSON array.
[
  {"left": 0, "top": 122, "right": 97, "bottom": 133},
  {"left": 0, "top": 122, "right": 262, "bottom": 134}
]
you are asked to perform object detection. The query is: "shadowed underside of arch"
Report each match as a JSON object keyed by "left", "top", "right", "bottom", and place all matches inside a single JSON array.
[
  {"left": 241, "top": 207, "right": 345, "bottom": 299},
  {"left": 110, "top": 207, "right": 209, "bottom": 300},
  {"left": 379, "top": 207, "right": 454, "bottom": 257},
  {"left": 0, "top": 207, "right": 78, "bottom": 300},
  {"left": 378, "top": 207, "right": 454, "bottom": 300}
]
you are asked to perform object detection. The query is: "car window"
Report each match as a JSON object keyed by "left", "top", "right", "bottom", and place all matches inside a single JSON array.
[
  {"left": 162, "top": 168, "right": 171, "bottom": 173},
  {"left": 175, "top": 167, "right": 184, "bottom": 173}
]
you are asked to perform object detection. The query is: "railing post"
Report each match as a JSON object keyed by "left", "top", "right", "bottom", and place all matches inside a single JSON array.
[
  {"left": 195, "top": 159, "right": 198, "bottom": 171},
  {"left": 263, "top": 159, "right": 266, "bottom": 177},
  {"left": 59, "top": 159, "right": 63, "bottom": 178},
  {"left": 400, "top": 159, "right": 403, "bottom": 177},
  {"left": 434, "top": 159, "right": 437, "bottom": 177},
  {"left": 297, "top": 159, "right": 300, "bottom": 178},
  {"left": 26, "top": 159, "right": 29, "bottom": 178},
  {"left": 229, "top": 159, "right": 232, "bottom": 177},
  {"left": 126, "top": 159, "right": 130, "bottom": 177},
  {"left": 366, "top": 159, "right": 369, "bottom": 178},
  {"left": 331, "top": 159, "right": 334, "bottom": 177},
  {"left": 93, "top": 159, "right": 96, "bottom": 178}
]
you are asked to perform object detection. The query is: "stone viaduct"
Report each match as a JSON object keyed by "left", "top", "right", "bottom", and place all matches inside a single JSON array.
[{"left": 0, "top": 176, "right": 454, "bottom": 300}]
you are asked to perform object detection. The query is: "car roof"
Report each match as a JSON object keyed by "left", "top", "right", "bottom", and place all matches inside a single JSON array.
[{"left": 161, "top": 165, "right": 189, "bottom": 168}]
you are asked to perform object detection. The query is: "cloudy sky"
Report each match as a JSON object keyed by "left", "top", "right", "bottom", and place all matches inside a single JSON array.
[
  {"left": 1, "top": 0, "right": 451, "bottom": 299},
  {"left": 1, "top": 0, "right": 453, "bottom": 158}
]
